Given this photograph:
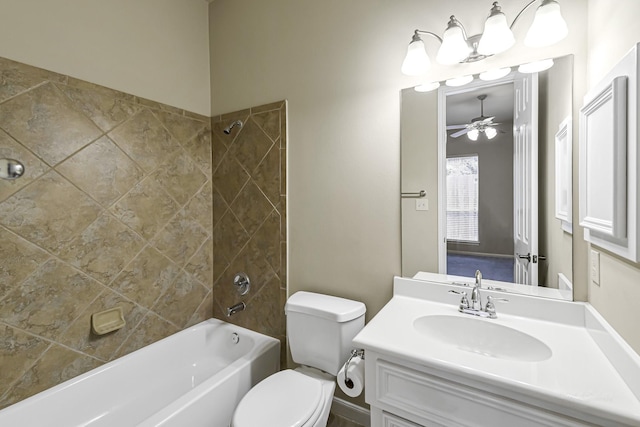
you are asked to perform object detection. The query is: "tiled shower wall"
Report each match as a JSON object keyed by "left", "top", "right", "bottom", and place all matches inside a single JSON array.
[
  {"left": 210, "top": 103, "right": 287, "bottom": 354},
  {"left": 0, "top": 57, "right": 214, "bottom": 408}
]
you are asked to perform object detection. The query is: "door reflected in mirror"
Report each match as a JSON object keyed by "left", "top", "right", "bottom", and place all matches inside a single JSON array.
[{"left": 400, "top": 55, "right": 573, "bottom": 300}]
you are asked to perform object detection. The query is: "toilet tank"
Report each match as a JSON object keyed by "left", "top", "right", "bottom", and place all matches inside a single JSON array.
[{"left": 285, "top": 291, "right": 366, "bottom": 376}]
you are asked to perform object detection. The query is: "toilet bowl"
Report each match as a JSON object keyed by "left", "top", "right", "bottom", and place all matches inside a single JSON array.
[
  {"left": 230, "top": 291, "right": 366, "bottom": 427},
  {"left": 231, "top": 367, "right": 335, "bottom": 427}
]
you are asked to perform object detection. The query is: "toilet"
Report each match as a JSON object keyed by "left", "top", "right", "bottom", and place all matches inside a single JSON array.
[{"left": 231, "top": 291, "right": 366, "bottom": 427}]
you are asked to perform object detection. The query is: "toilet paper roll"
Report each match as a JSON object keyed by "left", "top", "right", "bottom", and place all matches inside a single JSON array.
[{"left": 337, "top": 355, "right": 364, "bottom": 397}]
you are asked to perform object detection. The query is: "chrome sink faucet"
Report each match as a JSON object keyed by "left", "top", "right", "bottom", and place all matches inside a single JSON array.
[{"left": 448, "top": 269, "right": 508, "bottom": 319}]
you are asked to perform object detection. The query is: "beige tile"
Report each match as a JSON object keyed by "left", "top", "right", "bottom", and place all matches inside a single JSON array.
[
  {"left": 248, "top": 210, "right": 281, "bottom": 277},
  {"left": 253, "top": 144, "right": 281, "bottom": 206},
  {"left": 182, "top": 110, "right": 210, "bottom": 123},
  {"left": 186, "top": 290, "right": 213, "bottom": 327},
  {"left": 230, "top": 181, "right": 274, "bottom": 236},
  {"left": 152, "top": 270, "right": 209, "bottom": 328},
  {"left": 110, "top": 245, "right": 180, "bottom": 310},
  {"left": 0, "top": 170, "right": 102, "bottom": 252},
  {"left": 110, "top": 177, "right": 180, "bottom": 240},
  {"left": 152, "top": 209, "right": 209, "bottom": 267},
  {"left": 57, "top": 79, "right": 139, "bottom": 132},
  {"left": 280, "top": 147, "right": 287, "bottom": 195},
  {"left": 0, "top": 82, "right": 102, "bottom": 166},
  {"left": 2, "top": 344, "right": 101, "bottom": 408},
  {"left": 152, "top": 150, "right": 207, "bottom": 206},
  {"left": 59, "top": 289, "right": 146, "bottom": 362},
  {"left": 152, "top": 109, "right": 206, "bottom": 145},
  {"left": 212, "top": 185, "right": 228, "bottom": 228},
  {"left": 240, "top": 275, "right": 283, "bottom": 337},
  {"left": 212, "top": 210, "right": 249, "bottom": 267},
  {"left": 185, "top": 237, "right": 213, "bottom": 288},
  {"left": 251, "top": 101, "right": 285, "bottom": 114},
  {"left": 212, "top": 155, "right": 250, "bottom": 205},
  {"left": 113, "top": 311, "right": 179, "bottom": 359},
  {"left": 108, "top": 108, "right": 181, "bottom": 173},
  {"left": 184, "top": 180, "right": 212, "bottom": 233},
  {"left": 55, "top": 213, "right": 145, "bottom": 284},
  {"left": 56, "top": 136, "right": 144, "bottom": 207},
  {"left": 0, "top": 129, "right": 50, "bottom": 203},
  {"left": 135, "top": 96, "right": 184, "bottom": 116},
  {"left": 231, "top": 118, "right": 274, "bottom": 174},
  {"left": 0, "top": 57, "right": 67, "bottom": 104},
  {"left": 0, "top": 226, "right": 49, "bottom": 301},
  {"left": 0, "top": 259, "right": 103, "bottom": 340},
  {"left": 182, "top": 126, "right": 212, "bottom": 177},
  {"left": 252, "top": 109, "right": 281, "bottom": 142},
  {"left": 211, "top": 129, "right": 228, "bottom": 171},
  {"left": 0, "top": 324, "right": 50, "bottom": 394}
]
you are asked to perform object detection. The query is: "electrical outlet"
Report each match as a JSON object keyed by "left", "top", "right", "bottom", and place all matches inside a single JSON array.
[
  {"left": 591, "top": 249, "right": 600, "bottom": 286},
  {"left": 416, "top": 199, "right": 429, "bottom": 211}
]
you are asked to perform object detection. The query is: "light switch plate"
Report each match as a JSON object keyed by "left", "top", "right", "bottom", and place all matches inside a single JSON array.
[
  {"left": 416, "top": 199, "right": 428, "bottom": 211},
  {"left": 591, "top": 249, "right": 600, "bottom": 285}
]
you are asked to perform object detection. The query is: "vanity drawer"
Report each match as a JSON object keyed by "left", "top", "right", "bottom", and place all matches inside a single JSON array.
[{"left": 374, "top": 359, "right": 593, "bottom": 427}]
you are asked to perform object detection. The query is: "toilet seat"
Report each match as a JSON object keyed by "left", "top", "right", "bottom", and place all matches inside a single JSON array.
[{"left": 231, "top": 370, "right": 325, "bottom": 427}]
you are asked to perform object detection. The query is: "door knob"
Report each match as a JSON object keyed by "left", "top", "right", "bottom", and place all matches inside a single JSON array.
[{"left": 517, "top": 253, "right": 531, "bottom": 262}]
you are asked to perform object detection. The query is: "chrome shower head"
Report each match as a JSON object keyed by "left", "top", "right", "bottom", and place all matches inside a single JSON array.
[{"left": 223, "top": 120, "right": 243, "bottom": 134}]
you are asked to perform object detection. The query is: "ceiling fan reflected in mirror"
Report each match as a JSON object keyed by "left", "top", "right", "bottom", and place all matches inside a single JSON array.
[{"left": 447, "top": 94, "right": 503, "bottom": 141}]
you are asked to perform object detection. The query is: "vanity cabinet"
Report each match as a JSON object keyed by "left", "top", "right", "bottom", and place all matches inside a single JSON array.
[{"left": 366, "top": 351, "right": 599, "bottom": 427}]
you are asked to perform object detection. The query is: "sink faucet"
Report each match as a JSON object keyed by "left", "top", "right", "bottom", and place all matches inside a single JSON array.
[
  {"left": 448, "top": 270, "right": 508, "bottom": 318},
  {"left": 471, "top": 270, "right": 482, "bottom": 310}
]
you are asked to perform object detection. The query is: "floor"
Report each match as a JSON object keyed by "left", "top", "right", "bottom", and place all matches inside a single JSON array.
[
  {"left": 327, "top": 413, "right": 366, "bottom": 427},
  {"left": 447, "top": 253, "right": 514, "bottom": 282}
]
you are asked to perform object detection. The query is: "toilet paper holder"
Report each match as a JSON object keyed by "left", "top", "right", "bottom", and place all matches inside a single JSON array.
[{"left": 343, "top": 349, "right": 365, "bottom": 389}]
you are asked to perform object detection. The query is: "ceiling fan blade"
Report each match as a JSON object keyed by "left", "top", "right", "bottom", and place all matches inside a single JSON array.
[
  {"left": 480, "top": 116, "right": 495, "bottom": 123},
  {"left": 450, "top": 128, "right": 471, "bottom": 138},
  {"left": 446, "top": 124, "right": 469, "bottom": 130}
]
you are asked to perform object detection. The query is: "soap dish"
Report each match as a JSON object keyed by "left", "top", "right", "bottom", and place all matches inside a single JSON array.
[{"left": 91, "top": 307, "right": 126, "bottom": 335}]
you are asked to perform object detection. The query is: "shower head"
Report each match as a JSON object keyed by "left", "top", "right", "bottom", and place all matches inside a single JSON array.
[{"left": 223, "top": 120, "right": 243, "bottom": 134}]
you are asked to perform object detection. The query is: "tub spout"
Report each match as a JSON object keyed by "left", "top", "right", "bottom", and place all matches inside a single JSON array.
[{"left": 226, "top": 302, "right": 246, "bottom": 317}]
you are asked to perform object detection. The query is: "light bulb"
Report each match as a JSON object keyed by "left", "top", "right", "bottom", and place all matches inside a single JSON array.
[
  {"left": 525, "top": 0, "right": 568, "bottom": 48},
  {"left": 436, "top": 17, "right": 471, "bottom": 65},
  {"left": 478, "top": 3, "right": 515, "bottom": 55},
  {"left": 485, "top": 127, "right": 498, "bottom": 139},
  {"left": 402, "top": 36, "right": 430, "bottom": 76},
  {"left": 468, "top": 129, "right": 479, "bottom": 141}
]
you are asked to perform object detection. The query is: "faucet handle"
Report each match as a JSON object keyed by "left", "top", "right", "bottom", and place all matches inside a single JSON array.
[
  {"left": 485, "top": 295, "right": 508, "bottom": 318},
  {"left": 448, "top": 290, "right": 470, "bottom": 310}
]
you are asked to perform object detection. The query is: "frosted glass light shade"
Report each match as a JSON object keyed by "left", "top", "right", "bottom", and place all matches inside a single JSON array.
[
  {"left": 436, "top": 23, "right": 470, "bottom": 65},
  {"left": 478, "top": 11, "right": 515, "bottom": 55},
  {"left": 518, "top": 58, "right": 554, "bottom": 73},
  {"left": 402, "top": 38, "right": 430, "bottom": 76},
  {"left": 479, "top": 67, "right": 511, "bottom": 81},
  {"left": 468, "top": 129, "right": 479, "bottom": 141},
  {"left": 485, "top": 127, "right": 498, "bottom": 139},
  {"left": 446, "top": 75, "right": 474, "bottom": 87},
  {"left": 524, "top": 0, "right": 568, "bottom": 48}
]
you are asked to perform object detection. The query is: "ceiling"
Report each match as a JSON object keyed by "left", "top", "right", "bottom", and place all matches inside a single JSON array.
[{"left": 445, "top": 82, "right": 514, "bottom": 128}]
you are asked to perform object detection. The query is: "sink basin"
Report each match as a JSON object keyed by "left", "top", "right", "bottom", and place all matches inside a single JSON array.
[{"left": 413, "top": 315, "right": 552, "bottom": 362}]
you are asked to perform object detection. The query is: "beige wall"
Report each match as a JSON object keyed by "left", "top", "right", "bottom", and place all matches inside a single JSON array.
[
  {"left": 583, "top": 0, "right": 640, "bottom": 353},
  {"left": 0, "top": 0, "right": 211, "bottom": 115},
  {"left": 209, "top": 0, "right": 587, "bottom": 320}
]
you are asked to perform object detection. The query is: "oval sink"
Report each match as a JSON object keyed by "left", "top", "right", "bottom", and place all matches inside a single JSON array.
[{"left": 413, "top": 315, "right": 552, "bottom": 362}]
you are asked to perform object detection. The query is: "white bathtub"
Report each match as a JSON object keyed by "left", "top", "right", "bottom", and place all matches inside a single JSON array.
[{"left": 0, "top": 318, "right": 280, "bottom": 427}]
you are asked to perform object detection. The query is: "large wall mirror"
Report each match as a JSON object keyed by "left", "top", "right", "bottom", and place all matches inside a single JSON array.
[{"left": 401, "top": 55, "right": 574, "bottom": 300}]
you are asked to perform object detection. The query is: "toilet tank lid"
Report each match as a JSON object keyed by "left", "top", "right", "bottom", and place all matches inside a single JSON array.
[{"left": 285, "top": 291, "right": 366, "bottom": 322}]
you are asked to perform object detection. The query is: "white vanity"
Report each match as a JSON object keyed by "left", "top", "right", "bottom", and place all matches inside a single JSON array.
[{"left": 353, "top": 276, "right": 640, "bottom": 427}]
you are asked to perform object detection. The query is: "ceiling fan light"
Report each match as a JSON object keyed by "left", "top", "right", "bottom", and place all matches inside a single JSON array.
[
  {"left": 479, "top": 67, "right": 511, "bottom": 81},
  {"left": 485, "top": 127, "right": 498, "bottom": 139},
  {"left": 415, "top": 81, "right": 441, "bottom": 92},
  {"left": 518, "top": 58, "right": 554, "bottom": 73},
  {"left": 402, "top": 36, "right": 431, "bottom": 76},
  {"left": 436, "top": 17, "right": 471, "bottom": 65},
  {"left": 524, "top": 0, "right": 568, "bottom": 48},
  {"left": 468, "top": 129, "right": 480, "bottom": 141},
  {"left": 446, "top": 75, "right": 474, "bottom": 87},
  {"left": 477, "top": 3, "right": 515, "bottom": 55}
]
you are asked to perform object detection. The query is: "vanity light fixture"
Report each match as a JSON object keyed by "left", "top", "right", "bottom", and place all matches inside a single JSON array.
[
  {"left": 414, "top": 81, "right": 441, "bottom": 92},
  {"left": 518, "top": 58, "right": 554, "bottom": 73},
  {"left": 479, "top": 67, "right": 512, "bottom": 81},
  {"left": 401, "top": 0, "right": 568, "bottom": 76},
  {"left": 446, "top": 75, "right": 474, "bottom": 87}
]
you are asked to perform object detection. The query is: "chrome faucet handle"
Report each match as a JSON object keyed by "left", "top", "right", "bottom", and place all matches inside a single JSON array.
[
  {"left": 448, "top": 290, "right": 469, "bottom": 310},
  {"left": 485, "top": 295, "right": 509, "bottom": 318}
]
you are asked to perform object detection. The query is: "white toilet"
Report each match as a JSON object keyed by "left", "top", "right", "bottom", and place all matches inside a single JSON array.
[{"left": 231, "top": 291, "right": 366, "bottom": 427}]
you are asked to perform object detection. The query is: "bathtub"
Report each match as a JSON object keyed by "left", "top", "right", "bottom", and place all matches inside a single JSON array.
[{"left": 0, "top": 318, "right": 280, "bottom": 427}]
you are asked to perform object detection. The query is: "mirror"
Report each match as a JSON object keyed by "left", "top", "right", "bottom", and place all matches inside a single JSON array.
[{"left": 401, "top": 55, "right": 573, "bottom": 300}]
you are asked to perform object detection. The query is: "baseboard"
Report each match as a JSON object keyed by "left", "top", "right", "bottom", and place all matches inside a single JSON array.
[{"left": 331, "top": 397, "right": 370, "bottom": 426}]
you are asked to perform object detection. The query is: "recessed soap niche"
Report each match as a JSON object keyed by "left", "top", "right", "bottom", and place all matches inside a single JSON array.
[{"left": 579, "top": 42, "right": 640, "bottom": 263}]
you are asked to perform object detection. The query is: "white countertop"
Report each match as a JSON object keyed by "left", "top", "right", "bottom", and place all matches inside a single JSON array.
[{"left": 353, "top": 276, "right": 640, "bottom": 426}]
